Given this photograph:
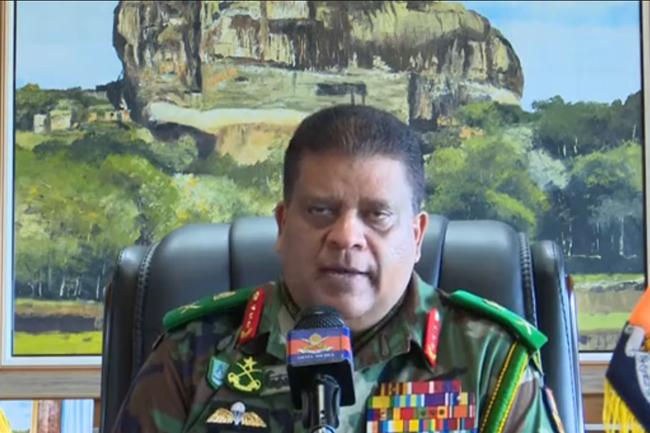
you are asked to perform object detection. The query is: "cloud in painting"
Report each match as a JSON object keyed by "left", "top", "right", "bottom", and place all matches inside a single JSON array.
[{"left": 457, "top": 1, "right": 641, "bottom": 109}]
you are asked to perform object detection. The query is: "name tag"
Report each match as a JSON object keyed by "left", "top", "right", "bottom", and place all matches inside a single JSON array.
[{"left": 259, "top": 365, "right": 290, "bottom": 396}]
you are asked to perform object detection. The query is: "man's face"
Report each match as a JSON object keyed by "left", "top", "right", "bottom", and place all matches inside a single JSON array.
[{"left": 274, "top": 151, "right": 428, "bottom": 330}]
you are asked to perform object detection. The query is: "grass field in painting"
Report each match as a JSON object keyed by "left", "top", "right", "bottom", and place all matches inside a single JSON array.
[
  {"left": 14, "top": 298, "right": 103, "bottom": 356},
  {"left": 13, "top": 331, "right": 102, "bottom": 356},
  {"left": 11, "top": 273, "right": 643, "bottom": 355}
]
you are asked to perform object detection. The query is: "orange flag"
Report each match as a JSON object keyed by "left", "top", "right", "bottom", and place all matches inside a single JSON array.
[{"left": 603, "top": 286, "right": 650, "bottom": 433}]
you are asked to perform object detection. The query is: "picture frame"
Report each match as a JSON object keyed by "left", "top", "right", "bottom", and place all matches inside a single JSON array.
[
  {"left": 0, "top": 0, "right": 101, "bottom": 399},
  {"left": 1, "top": 0, "right": 647, "bottom": 399}
]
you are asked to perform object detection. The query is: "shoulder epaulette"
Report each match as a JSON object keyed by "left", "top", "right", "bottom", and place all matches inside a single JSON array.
[
  {"left": 162, "top": 287, "right": 256, "bottom": 332},
  {"left": 448, "top": 290, "right": 548, "bottom": 352}
]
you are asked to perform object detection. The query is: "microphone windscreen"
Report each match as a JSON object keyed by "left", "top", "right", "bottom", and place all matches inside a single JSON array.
[{"left": 295, "top": 305, "right": 345, "bottom": 329}]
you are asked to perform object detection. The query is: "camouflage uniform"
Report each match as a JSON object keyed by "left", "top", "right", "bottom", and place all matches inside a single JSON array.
[{"left": 112, "top": 274, "right": 566, "bottom": 433}]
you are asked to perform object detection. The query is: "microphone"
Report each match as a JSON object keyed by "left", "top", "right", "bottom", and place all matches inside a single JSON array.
[{"left": 286, "top": 305, "right": 356, "bottom": 433}]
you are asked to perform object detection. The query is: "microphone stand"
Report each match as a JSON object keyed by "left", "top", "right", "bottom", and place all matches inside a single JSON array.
[{"left": 301, "top": 374, "right": 341, "bottom": 433}]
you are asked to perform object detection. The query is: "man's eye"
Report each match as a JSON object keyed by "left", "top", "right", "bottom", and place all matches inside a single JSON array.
[
  {"left": 369, "top": 210, "right": 390, "bottom": 219},
  {"left": 308, "top": 206, "right": 331, "bottom": 216}
]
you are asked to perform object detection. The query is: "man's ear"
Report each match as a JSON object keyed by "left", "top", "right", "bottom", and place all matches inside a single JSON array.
[
  {"left": 413, "top": 211, "right": 429, "bottom": 263},
  {"left": 274, "top": 201, "right": 286, "bottom": 252}
]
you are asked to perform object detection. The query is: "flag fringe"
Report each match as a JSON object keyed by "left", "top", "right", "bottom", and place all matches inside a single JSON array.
[{"left": 603, "top": 379, "right": 648, "bottom": 433}]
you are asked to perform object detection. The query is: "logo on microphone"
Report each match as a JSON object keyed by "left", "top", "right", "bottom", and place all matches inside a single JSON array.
[
  {"left": 298, "top": 333, "right": 334, "bottom": 354},
  {"left": 287, "top": 327, "right": 353, "bottom": 367}
]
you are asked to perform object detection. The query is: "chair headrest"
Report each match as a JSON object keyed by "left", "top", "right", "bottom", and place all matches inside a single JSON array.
[{"left": 145, "top": 214, "right": 525, "bottom": 316}]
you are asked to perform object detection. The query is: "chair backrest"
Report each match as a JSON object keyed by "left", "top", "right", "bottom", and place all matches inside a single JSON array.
[{"left": 100, "top": 215, "right": 584, "bottom": 433}]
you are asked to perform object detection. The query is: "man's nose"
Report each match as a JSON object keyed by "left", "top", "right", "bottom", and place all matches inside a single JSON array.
[{"left": 325, "top": 212, "right": 367, "bottom": 250}]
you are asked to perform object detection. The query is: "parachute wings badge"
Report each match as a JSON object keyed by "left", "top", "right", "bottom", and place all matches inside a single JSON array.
[{"left": 206, "top": 402, "right": 267, "bottom": 429}]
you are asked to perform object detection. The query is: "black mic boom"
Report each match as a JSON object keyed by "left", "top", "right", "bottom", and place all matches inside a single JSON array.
[{"left": 286, "top": 305, "right": 356, "bottom": 433}]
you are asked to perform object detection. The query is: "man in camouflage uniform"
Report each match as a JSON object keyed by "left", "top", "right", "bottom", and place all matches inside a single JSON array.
[{"left": 112, "top": 105, "right": 566, "bottom": 433}]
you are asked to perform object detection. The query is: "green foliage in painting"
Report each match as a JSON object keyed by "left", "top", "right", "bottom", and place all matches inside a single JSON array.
[
  {"left": 11, "top": 84, "right": 645, "bottom": 354},
  {"left": 425, "top": 133, "right": 549, "bottom": 234},
  {"left": 15, "top": 84, "right": 107, "bottom": 130}
]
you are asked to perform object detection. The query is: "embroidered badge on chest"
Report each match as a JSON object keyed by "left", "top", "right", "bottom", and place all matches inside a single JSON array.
[
  {"left": 207, "top": 357, "right": 229, "bottom": 390},
  {"left": 366, "top": 380, "right": 477, "bottom": 433},
  {"left": 226, "top": 356, "right": 265, "bottom": 394},
  {"left": 206, "top": 401, "right": 269, "bottom": 432}
]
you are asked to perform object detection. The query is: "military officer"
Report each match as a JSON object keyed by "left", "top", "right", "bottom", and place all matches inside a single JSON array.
[{"left": 111, "top": 104, "right": 566, "bottom": 433}]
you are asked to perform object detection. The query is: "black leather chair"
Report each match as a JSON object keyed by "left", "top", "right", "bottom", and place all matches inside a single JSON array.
[{"left": 99, "top": 215, "right": 584, "bottom": 433}]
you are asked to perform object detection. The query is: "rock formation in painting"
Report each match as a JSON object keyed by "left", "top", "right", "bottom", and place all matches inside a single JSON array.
[{"left": 112, "top": 0, "right": 523, "bottom": 140}]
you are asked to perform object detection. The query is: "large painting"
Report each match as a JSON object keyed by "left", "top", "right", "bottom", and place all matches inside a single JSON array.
[{"left": 1, "top": 0, "right": 647, "bottom": 365}]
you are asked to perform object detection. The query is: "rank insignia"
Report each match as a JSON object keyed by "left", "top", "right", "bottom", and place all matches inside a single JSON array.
[
  {"left": 226, "top": 356, "right": 264, "bottom": 394},
  {"left": 367, "top": 380, "right": 476, "bottom": 432},
  {"left": 206, "top": 401, "right": 268, "bottom": 431},
  {"left": 423, "top": 309, "right": 441, "bottom": 369},
  {"left": 213, "top": 291, "right": 237, "bottom": 302},
  {"left": 238, "top": 288, "right": 266, "bottom": 346},
  {"left": 207, "top": 356, "right": 229, "bottom": 389}
]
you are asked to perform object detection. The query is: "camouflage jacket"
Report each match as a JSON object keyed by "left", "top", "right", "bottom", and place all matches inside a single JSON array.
[{"left": 112, "top": 274, "right": 566, "bottom": 433}]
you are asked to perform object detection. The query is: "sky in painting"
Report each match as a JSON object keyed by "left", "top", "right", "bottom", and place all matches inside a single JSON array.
[
  {"left": 0, "top": 400, "right": 31, "bottom": 431},
  {"left": 13, "top": 0, "right": 642, "bottom": 110}
]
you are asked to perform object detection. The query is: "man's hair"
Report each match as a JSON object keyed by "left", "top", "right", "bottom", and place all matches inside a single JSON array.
[{"left": 282, "top": 104, "right": 426, "bottom": 212}]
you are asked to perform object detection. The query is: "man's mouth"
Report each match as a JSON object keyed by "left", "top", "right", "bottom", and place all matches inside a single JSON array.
[{"left": 320, "top": 266, "right": 367, "bottom": 276}]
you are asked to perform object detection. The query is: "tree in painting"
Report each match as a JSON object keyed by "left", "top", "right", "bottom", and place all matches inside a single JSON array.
[{"left": 11, "top": 1, "right": 644, "bottom": 355}]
